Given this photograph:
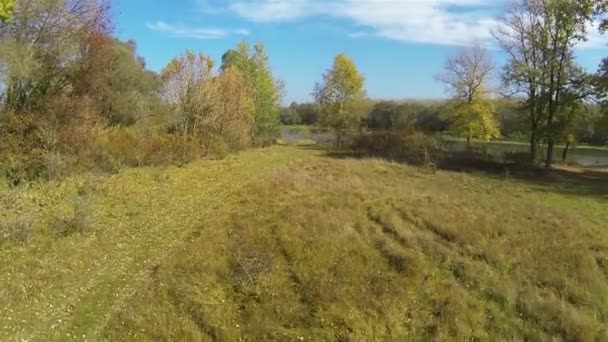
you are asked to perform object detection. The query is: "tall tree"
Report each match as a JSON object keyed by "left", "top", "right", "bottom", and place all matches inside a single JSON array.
[
  {"left": 495, "top": 0, "right": 597, "bottom": 168},
  {"left": 75, "top": 37, "right": 161, "bottom": 125},
  {"left": 161, "top": 50, "right": 215, "bottom": 139},
  {"left": 539, "top": 0, "right": 595, "bottom": 168},
  {"left": 0, "top": 0, "right": 111, "bottom": 111},
  {"left": 494, "top": 1, "right": 547, "bottom": 161},
  {"left": 437, "top": 44, "right": 499, "bottom": 145},
  {"left": 161, "top": 51, "right": 255, "bottom": 153},
  {"left": 312, "top": 53, "right": 366, "bottom": 147},
  {"left": 221, "top": 42, "right": 283, "bottom": 142}
]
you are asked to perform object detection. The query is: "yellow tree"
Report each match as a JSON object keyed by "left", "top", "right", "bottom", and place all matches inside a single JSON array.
[
  {"left": 313, "top": 53, "right": 366, "bottom": 147},
  {"left": 438, "top": 44, "right": 500, "bottom": 145},
  {"left": 161, "top": 51, "right": 215, "bottom": 138},
  {"left": 161, "top": 51, "right": 255, "bottom": 154},
  {"left": 450, "top": 92, "right": 500, "bottom": 142},
  {"left": 0, "top": 0, "right": 15, "bottom": 23}
]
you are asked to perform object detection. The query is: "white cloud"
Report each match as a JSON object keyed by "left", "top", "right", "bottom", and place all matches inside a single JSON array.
[
  {"left": 227, "top": 0, "right": 503, "bottom": 46},
  {"left": 223, "top": 0, "right": 607, "bottom": 48},
  {"left": 348, "top": 31, "right": 370, "bottom": 38},
  {"left": 197, "top": 0, "right": 226, "bottom": 15},
  {"left": 147, "top": 21, "right": 250, "bottom": 40},
  {"left": 578, "top": 21, "right": 608, "bottom": 50}
]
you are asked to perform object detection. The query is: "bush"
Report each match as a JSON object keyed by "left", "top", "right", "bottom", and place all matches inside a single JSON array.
[
  {"left": 0, "top": 96, "right": 105, "bottom": 182},
  {"left": 91, "top": 127, "right": 201, "bottom": 172},
  {"left": 50, "top": 195, "right": 92, "bottom": 237},
  {"left": 502, "top": 151, "right": 533, "bottom": 165},
  {"left": 352, "top": 131, "right": 440, "bottom": 167},
  {"left": 49, "top": 181, "right": 95, "bottom": 237}
]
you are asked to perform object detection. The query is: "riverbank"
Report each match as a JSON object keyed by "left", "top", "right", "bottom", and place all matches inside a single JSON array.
[{"left": 280, "top": 126, "right": 608, "bottom": 167}]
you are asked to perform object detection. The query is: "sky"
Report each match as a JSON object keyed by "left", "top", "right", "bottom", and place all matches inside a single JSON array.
[{"left": 112, "top": 0, "right": 608, "bottom": 104}]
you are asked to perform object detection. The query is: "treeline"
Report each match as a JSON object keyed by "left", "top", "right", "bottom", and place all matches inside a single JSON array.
[
  {"left": 281, "top": 99, "right": 607, "bottom": 146},
  {"left": 2, "top": 0, "right": 608, "bottom": 183},
  {"left": 300, "top": 1, "right": 608, "bottom": 167},
  {"left": 0, "top": 0, "right": 282, "bottom": 182}
]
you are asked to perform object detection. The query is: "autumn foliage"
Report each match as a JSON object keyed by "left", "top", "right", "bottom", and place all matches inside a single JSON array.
[{"left": 0, "top": 1, "right": 281, "bottom": 182}]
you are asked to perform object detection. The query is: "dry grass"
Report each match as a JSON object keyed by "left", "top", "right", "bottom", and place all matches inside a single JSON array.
[{"left": 1, "top": 145, "right": 608, "bottom": 341}]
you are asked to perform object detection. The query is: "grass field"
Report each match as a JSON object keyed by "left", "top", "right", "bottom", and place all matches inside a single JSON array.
[{"left": 1, "top": 144, "right": 608, "bottom": 341}]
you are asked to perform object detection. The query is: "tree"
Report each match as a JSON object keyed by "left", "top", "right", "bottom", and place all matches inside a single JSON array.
[
  {"left": 495, "top": 0, "right": 597, "bottom": 167},
  {"left": 279, "top": 106, "right": 301, "bottom": 125},
  {"left": 313, "top": 53, "right": 366, "bottom": 147},
  {"left": 207, "top": 67, "right": 255, "bottom": 152},
  {"left": 0, "top": 0, "right": 111, "bottom": 112},
  {"left": 221, "top": 42, "right": 283, "bottom": 142},
  {"left": 539, "top": 0, "right": 596, "bottom": 168},
  {"left": 161, "top": 51, "right": 255, "bottom": 153},
  {"left": 494, "top": 1, "right": 548, "bottom": 161},
  {"left": 0, "top": 0, "right": 112, "bottom": 179},
  {"left": 367, "top": 101, "right": 416, "bottom": 134},
  {"left": 75, "top": 37, "right": 161, "bottom": 125},
  {"left": 437, "top": 45, "right": 499, "bottom": 145},
  {"left": 161, "top": 51, "right": 215, "bottom": 139},
  {"left": 292, "top": 102, "right": 320, "bottom": 125},
  {"left": 0, "top": 0, "right": 14, "bottom": 23}
]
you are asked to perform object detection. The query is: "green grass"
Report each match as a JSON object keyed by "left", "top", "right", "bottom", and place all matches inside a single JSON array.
[{"left": 1, "top": 145, "right": 608, "bottom": 340}]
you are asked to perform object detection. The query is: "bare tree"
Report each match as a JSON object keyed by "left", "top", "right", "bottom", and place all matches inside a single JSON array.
[
  {"left": 437, "top": 44, "right": 499, "bottom": 144},
  {"left": 437, "top": 43, "right": 494, "bottom": 105}
]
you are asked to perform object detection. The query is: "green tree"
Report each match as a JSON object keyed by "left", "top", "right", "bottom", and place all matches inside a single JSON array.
[
  {"left": 313, "top": 53, "right": 366, "bottom": 147},
  {"left": 367, "top": 101, "right": 416, "bottom": 134},
  {"left": 495, "top": 0, "right": 597, "bottom": 167},
  {"left": 0, "top": 0, "right": 14, "bottom": 23},
  {"left": 221, "top": 42, "right": 283, "bottom": 143},
  {"left": 76, "top": 38, "right": 161, "bottom": 125},
  {"left": 279, "top": 106, "right": 301, "bottom": 125},
  {"left": 437, "top": 45, "right": 499, "bottom": 145},
  {"left": 0, "top": 0, "right": 111, "bottom": 111}
]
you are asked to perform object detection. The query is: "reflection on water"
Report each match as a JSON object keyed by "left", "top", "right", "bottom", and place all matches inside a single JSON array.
[{"left": 280, "top": 128, "right": 608, "bottom": 167}]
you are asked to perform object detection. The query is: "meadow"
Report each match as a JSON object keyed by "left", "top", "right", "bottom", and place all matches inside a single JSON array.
[{"left": 1, "top": 143, "right": 607, "bottom": 341}]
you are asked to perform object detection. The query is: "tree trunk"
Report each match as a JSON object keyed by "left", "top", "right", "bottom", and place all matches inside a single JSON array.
[
  {"left": 545, "top": 138, "right": 554, "bottom": 168},
  {"left": 336, "top": 134, "right": 341, "bottom": 149},
  {"left": 530, "top": 132, "right": 537, "bottom": 163},
  {"left": 562, "top": 141, "right": 570, "bottom": 163}
]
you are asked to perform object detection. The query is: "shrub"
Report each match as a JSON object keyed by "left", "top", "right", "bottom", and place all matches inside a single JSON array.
[
  {"left": 0, "top": 96, "right": 105, "bottom": 182},
  {"left": 351, "top": 131, "right": 440, "bottom": 167},
  {"left": 0, "top": 214, "right": 35, "bottom": 245},
  {"left": 90, "top": 127, "right": 201, "bottom": 172},
  {"left": 502, "top": 151, "right": 533, "bottom": 165},
  {"left": 49, "top": 182, "right": 95, "bottom": 237}
]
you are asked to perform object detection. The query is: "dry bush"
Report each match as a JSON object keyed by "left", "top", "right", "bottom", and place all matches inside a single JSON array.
[
  {"left": 352, "top": 131, "right": 440, "bottom": 167},
  {"left": 202, "top": 66, "right": 255, "bottom": 154},
  {"left": 91, "top": 127, "right": 202, "bottom": 172},
  {"left": 162, "top": 52, "right": 256, "bottom": 157},
  {"left": 0, "top": 214, "right": 35, "bottom": 245},
  {"left": 0, "top": 95, "right": 105, "bottom": 181}
]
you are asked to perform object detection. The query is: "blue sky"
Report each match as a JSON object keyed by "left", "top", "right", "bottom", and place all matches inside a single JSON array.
[{"left": 112, "top": 0, "right": 608, "bottom": 104}]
